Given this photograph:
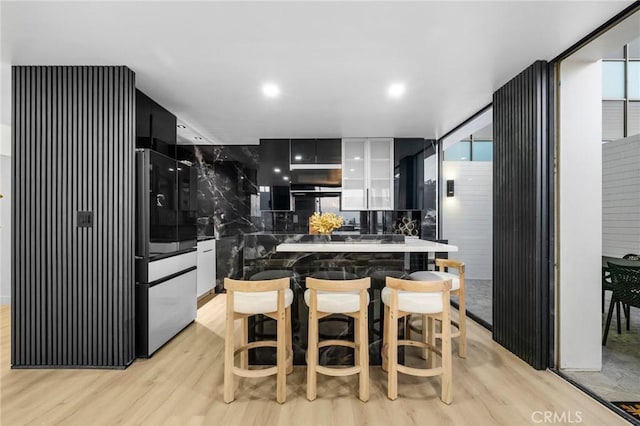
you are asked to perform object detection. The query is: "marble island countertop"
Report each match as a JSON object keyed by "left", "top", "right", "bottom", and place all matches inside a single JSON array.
[{"left": 276, "top": 238, "right": 458, "bottom": 253}]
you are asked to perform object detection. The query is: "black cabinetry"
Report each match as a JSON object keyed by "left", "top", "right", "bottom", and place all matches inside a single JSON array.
[
  {"left": 394, "top": 138, "right": 425, "bottom": 210},
  {"left": 136, "top": 90, "right": 177, "bottom": 156},
  {"left": 259, "top": 139, "right": 291, "bottom": 210},
  {"left": 290, "top": 138, "right": 341, "bottom": 164}
]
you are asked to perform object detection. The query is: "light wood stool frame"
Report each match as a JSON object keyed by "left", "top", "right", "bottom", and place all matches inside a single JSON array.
[
  {"left": 407, "top": 259, "right": 466, "bottom": 358},
  {"left": 305, "top": 277, "right": 371, "bottom": 402},
  {"left": 382, "top": 276, "right": 453, "bottom": 404},
  {"left": 223, "top": 277, "right": 293, "bottom": 404}
]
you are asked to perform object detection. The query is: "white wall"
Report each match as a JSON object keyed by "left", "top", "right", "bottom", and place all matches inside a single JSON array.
[
  {"left": 1, "top": 42, "right": 12, "bottom": 304},
  {"left": 602, "top": 134, "right": 640, "bottom": 258},
  {"left": 558, "top": 59, "right": 602, "bottom": 370},
  {"left": 0, "top": 152, "right": 10, "bottom": 304},
  {"left": 441, "top": 161, "right": 493, "bottom": 280}
]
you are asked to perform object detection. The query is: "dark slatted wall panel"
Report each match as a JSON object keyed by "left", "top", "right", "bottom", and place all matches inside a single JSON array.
[
  {"left": 12, "top": 66, "right": 135, "bottom": 368},
  {"left": 492, "top": 60, "right": 551, "bottom": 370}
]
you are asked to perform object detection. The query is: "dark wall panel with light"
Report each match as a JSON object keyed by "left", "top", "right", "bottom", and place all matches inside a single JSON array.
[
  {"left": 12, "top": 66, "right": 136, "bottom": 368},
  {"left": 492, "top": 60, "right": 552, "bottom": 370}
]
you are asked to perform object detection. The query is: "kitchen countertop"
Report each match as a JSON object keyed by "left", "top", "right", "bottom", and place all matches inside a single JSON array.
[{"left": 275, "top": 239, "right": 458, "bottom": 253}]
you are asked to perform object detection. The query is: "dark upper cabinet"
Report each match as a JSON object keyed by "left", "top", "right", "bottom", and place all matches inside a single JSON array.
[
  {"left": 315, "top": 139, "right": 342, "bottom": 164},
  {"left": 136, "top": 90, "right": 153, "bottom": 146},
  {"left": 136, "top": 90, "right": 177, "bottom": 157},
  {"left": 153, "top": 101, "right": 177, "bottom": 146},
  {"left": 290, "top": 139, "right": 316, "bottom": 164},
  {"left": 259, "top": 139, "right": 291, "bottom": 210},
  {"left": 394, "top": 138, "right": 426, "bottom": 210},
  {"left": 290, "top": 138, "right": 341, "bottom": 165}
]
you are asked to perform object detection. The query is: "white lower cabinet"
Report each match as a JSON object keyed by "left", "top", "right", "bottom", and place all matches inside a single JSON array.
[{"left": 196, "top": 239, "right": 216, "bottom": 297}]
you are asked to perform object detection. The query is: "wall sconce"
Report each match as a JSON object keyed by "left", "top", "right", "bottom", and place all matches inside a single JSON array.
[{"left": 446, "top": 180, "right": 455, "bottom": 197}]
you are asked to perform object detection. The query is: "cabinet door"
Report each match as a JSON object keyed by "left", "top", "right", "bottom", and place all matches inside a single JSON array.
[
  {"left": 290, "top": 139, "right": 315, "bottom": 164},
  {"left": 136, "top": 90, "right": 153, "bottom": 148},
  {"left": 315, "top": 139, "right": 342, "bottom": 164},
  {"left": 394, "top": 138, "right": 426, "bottom": 210},
  {"left": 259, "top": 139, "right": 291, "bottom": 210},
  {"left": 152, "top": 102, "right": 177, "bottom": 146},
  {"left": 367, "top": 138, "right": 394, "bottom": 210},
  {"left": 341, "top": 139, "right": 367, "bottom": 210},
  {"left": 197, "top": 240, "right": 216, "bottom": 297}
]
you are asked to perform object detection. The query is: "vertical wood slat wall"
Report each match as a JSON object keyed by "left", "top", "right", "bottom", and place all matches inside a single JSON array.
[
  {"left": 492, "top": 60, "right": 551, "bottom": 370},
  {"left": 12, "top": 66, "right": 136, "bottom": 368}
]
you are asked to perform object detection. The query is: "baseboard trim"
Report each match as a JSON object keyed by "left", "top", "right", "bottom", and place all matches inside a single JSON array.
[{"left": 0, "top": 296, "right": 10, "bottom": 305}]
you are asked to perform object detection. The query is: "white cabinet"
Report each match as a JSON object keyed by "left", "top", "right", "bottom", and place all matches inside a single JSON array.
[
  {"left": 341, "top": 138, "right": 394, "bottom": 210},
  {"left": 196, "top": 239, "right": 216, "bottom": 297}
]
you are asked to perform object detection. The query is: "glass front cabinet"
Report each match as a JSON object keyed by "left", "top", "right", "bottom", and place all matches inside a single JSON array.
[{"left": 341, "top": 138, "right": 394, "bottom": 210}]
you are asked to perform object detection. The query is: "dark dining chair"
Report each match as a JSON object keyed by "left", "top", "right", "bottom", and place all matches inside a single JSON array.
[{"left": 602, "top": 263, "right": 640, "bottom": 345}]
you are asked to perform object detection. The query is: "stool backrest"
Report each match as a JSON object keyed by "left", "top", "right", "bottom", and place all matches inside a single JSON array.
[
  {"left": 306, "top": 277, "right": 371, "bottom": 292},
  {"left": 385, "top": 276, "right": 451, "bottom": 293},
  {"left": 224, "top": 277, "right": 289, "bottom": 293},
  {"left": 435, "top": 259, "right": 465, "bottom": 274}
]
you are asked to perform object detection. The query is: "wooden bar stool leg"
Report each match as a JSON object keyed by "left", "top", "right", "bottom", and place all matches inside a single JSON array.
[
  {"left": 276, "top": 297, "right": 286, "bottom": 404},
  {"left": 382, "top": 304, "right": 390, "bottom": 372},
  {"left": 240, "top": 316, "right": 249, "bottom": 370},
  {"left": 427, "top": 316, "right": 436, "bottom": 369},
  {"left": 441, "top": 307, "right": 453, "bottom": 404},
  {"left": 457, "top": 288, "right": 467, "bottom": 358},
  {"left": 224, "top": 294, "right": 235, "bottom": 403},
  {"left": 307, "top": 293, "right": 318, "bottom": 401},
  {"left": 286, "top": 306, "right": 293, "bottom": 374},
  {"left": 387, "top": 302, "right": 398, "bottom": 400},
  {"left": 354, "top": 316, "right": 360, "bottom": 366},
  {"left": 420, "top": 314, "right": 428, "bottom": 360},
  {"left": 359, "top": 292, "right": 370, "bottom": 402}
]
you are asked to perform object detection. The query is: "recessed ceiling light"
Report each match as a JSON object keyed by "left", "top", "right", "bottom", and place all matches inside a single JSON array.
[
  {"left": 177, "top": 124, "right": 186, "bottom": 129},
  {"left": 274, "top": 168, "right": 281, "bottom": 173},
  {"left": 283, "top": 176, "right": 289, "bottom": 181},
  {"left": 294, "top": 155, "right": 302, "bottom": 161},
  {"left": 262, "top": 83, "right": 281, "bottom": 98},
  {"left": 349, "top": 169, "right": 355, "bottom": 172},
  {"left": 388, "top": 83, "right": 406, "bottom": 98},
  {"left": 354, "top": 156, "right": 361, "bottom": 160}
]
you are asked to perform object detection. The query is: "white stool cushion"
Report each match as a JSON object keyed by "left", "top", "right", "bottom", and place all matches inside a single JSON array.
[
  {"left": 234, "top": 289, "right": 294, "bottom": 315},
  {"left": 381, "top": 287, "right": 443, "bottom": 314},
  {"left": 409, "top": 271, "right": 460, "bottom": 291},
  {"left": 304, "top": 290, "right": 369, "bottom": 314}
]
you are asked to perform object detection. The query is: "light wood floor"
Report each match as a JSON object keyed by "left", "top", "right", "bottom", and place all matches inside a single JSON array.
[{"left": 0, "top": 297, "right": 628, "bottom": 426}]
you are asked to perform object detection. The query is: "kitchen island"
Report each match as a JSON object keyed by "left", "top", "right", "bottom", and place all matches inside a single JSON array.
[{"left": 242, "top": 233, "right": 458, "bottom": 365}]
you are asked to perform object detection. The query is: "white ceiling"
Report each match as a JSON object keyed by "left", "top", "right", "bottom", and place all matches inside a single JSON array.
[{"left": 1, "top": 1, "right": 636, "bottom": 145}]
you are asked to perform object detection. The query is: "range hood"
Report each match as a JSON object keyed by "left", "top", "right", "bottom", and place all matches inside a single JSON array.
[{"left": 289, "top": 167, "right": 342, "bottom": 187}]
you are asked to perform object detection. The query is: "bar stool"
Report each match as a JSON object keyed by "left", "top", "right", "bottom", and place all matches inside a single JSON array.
[
  {"left": 223, "top": 277, "right": 294, "bottom": 404},
  {"left": 305, "top": 276, "right": 371, "bottom": 402},
  {"left": 408, "top": 259, "right": 466, "bottom": 358},
  {"left": 382, "top": 276, "right": 453, "bottom": 403}
]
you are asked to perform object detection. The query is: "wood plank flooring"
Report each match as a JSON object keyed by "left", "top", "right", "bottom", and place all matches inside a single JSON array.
[{"left": 0, "top": 297, "right": 628, "bottom": 425}]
